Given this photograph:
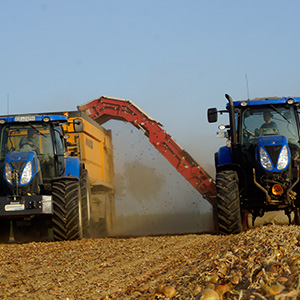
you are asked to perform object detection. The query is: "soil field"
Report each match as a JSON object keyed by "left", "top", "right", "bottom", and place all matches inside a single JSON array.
[{"left": 0, "top": 224, "right": 300, "bottom": 299}]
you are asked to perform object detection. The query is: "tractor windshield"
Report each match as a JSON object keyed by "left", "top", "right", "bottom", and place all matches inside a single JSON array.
[
  {"left": 0, "top": 123, "right": 56, "bottom": 181},
  {"left": 241, "top": 105, "right": 300, "bottom": 156}
]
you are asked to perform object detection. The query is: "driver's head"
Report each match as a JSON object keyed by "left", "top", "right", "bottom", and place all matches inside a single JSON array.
[
  {"left": 263, "top": 111, "right": 272, "bottom": 123},
  {"left": 28, "top": 128, "right": 37, "bottom": 139}
]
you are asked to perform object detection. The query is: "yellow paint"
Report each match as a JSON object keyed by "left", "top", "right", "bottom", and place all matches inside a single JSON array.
[{"left": 64, "top": 115, "right": 114, "bottom": 190}]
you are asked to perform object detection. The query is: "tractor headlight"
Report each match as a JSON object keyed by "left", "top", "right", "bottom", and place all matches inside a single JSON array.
[
  {"left": 260, "top": 147, "right": 273, "bottom": 170},
  {"left": 20, "top": 161, "right": 32, "bottom": 185},
  {"left": 277, "top": 145, "right": 289, "bottom": 170},
  {"left": 5, "top": 162, "right": 13, "bottom": 184}
]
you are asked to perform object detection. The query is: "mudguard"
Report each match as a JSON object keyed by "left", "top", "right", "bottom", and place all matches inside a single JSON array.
[
  {"left": 64, "top": 157, "right": 80, "bottom": 179},
  {"left": 216, "top": 146, "right": 232, "bottom": 167}
]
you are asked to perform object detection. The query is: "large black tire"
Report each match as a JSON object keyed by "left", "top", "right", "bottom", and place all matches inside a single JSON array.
[
  {"left": 0, "top": 220, "right": 10, "bottom": 243},
  {"left": 80, "top": 169, "right": 91, "bottom": 238},
  {"left": 216, "top": 170, "right": 242, "bottom": 235},
  {"left": 52, "top": 179, "right": 83, "bottom": 241}
]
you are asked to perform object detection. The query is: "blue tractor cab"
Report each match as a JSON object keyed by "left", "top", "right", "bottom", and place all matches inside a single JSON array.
[
  {"left": 0, "top": 114, "right": 88, "bottom": 242},
  {"left": 208, "top": 95, "right": 300, "bottom": 234}
]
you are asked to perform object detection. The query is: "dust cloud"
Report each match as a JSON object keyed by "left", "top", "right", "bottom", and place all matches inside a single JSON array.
[
  {"left": 103, "top": 121, "right": 214, "bottom": 236},
  {"left": 116, "top": 160, "right": 166, "bottom": 212}
]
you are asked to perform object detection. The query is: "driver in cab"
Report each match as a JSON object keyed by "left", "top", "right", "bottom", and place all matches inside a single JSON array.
[
  {"left": 19, "top": 128, "right": 40, "bottom": 154},
  {"left": 260, "top": 111, "right": 278, "bottom": 134},
  {"left": 246, "top": 111, "right": 278, "bottom": 137}
]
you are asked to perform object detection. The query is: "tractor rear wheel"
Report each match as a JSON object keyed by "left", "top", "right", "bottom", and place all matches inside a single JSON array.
[
  {"left": 216, "top": 170, "right": 242, "bottom": 235},
  {"left": 52, "top": 179, "right": 83, "bottom": 241}
]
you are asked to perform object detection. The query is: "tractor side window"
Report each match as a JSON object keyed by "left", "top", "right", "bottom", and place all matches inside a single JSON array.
[
  {"left": 0, "top": 127, "right": 10, "bottom": 158},
  {"left": 36, "top": 125, "right": 55, "bottom": 181},
  {"left": 54, "top": 127, "right": 64, "bottom": 176},
  {"left": 0, "top": 127, "right": 10, "bottom": 183}
]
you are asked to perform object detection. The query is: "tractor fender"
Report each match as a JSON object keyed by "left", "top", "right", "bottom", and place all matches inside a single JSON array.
[
  {"left": 215, "top": 148, "right": 242, "bottom": 174},
  {"left": 216, "top": 162, "right": 241, "bottom": 174},
  {"left": 215, "top": 146, "right": 232, "bottom": 167},
  {"left": 64, "top": 157, "right": 81, "bottom": 179}
]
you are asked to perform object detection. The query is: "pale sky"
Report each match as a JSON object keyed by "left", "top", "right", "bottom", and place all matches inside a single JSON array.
[{"left": 2, "top": 1, "right": 299, "bottom": 150}]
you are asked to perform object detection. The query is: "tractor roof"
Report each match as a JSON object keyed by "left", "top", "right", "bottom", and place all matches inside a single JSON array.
[
  {"left": 231, "top": 96, "right": 300, "bottom": 108},
  {"left": 0, "top": 114, "right": 68, "bottom": 123}
]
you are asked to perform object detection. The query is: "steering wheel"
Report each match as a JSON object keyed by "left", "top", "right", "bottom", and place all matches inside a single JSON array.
[
  {"left": 20, "top": 143, "right": 40, "bottom": 154},
  {"left": 260, "top": 127, "right": 278, "bottom": 136}
]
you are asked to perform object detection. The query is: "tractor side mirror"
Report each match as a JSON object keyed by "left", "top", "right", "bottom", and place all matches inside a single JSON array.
[
  {"left": 73, "top": 118, "right": 83, "bottom": 132},
  {"left": 208, "top": 108, "right": 218, "bottom": 123}
]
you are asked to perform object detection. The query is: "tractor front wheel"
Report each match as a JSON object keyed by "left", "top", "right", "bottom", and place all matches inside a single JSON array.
[
  {"left": 216, "top": 170, "right": 242, "bottom": 235},
  {"left": 52, "top": 179, "right": 83, "bottom": 241}
]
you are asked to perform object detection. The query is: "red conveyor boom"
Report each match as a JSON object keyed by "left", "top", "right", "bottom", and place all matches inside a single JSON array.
[{"left": 78, "top": 96, "right": 216, "bottom": 205}]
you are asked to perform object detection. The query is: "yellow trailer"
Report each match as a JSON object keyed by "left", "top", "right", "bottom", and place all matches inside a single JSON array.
[{"left": 64, "top": 111, "right": 115, "bottom": 237}]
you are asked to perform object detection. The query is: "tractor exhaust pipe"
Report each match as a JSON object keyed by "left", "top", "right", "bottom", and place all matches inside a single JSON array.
[{"left": 225, "top": 94, "right": 239, "bottom": 163}]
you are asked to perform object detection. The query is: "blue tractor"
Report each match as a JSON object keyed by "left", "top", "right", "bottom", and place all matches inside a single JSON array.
[
  {"left": 208, "top": 94, "right": 300, "bottom": 234},
  {"left": 0, "top": 114, "right": 90, "bottom": 242}
]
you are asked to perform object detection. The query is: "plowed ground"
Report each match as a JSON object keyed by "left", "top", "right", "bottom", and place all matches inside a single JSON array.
[{"left": 0, "top": 224, "right": 300, "bottom": 299}]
